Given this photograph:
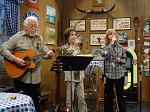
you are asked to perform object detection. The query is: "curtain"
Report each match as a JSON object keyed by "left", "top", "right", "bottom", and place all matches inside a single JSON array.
[{"left": 4, "top": 0, "right": 24, "bottom": 36}]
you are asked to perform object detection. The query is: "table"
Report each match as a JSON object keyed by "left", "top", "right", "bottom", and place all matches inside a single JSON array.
[{"left": 0, "top": 92, "right": 35, "bottom": 112}]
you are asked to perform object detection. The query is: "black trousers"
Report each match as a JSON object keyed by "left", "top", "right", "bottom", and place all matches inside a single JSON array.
[
  {"left": 14, "top": 80, "right": 41, "bottom": 112},
  {"left": 104, "top": 77, "right": 126, "bottom": 112}
]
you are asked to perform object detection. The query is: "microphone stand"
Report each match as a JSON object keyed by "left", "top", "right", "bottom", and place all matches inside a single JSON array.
[
  {"left": 103, "top": 59, "right": 107, "bottom": 112},
  {"left": 69, "top": 66, "right": 73, "bottom": 112},
  {"left": 139, "top": 65, "right": 143, "bottom": 112}
]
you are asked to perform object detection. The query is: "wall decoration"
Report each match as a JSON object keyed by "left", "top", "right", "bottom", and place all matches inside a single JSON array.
[
  {"left": 144, "top": 37, "right": 150, "bottom": 48},
  {"left": 143, "top": 18, "right": 150, "bottom": 37},
  {"left": 70, "top": 19, "right": 86, "bottom": 31},
  {"left": 113, "top": 17, "right": 131, "bottom": 30},
  {"left": 24, "top": 11, "right": 39, "bottom": 20},
  {"left": 128, "top": 40, "right": 135, "bottom": 50},
  {"left": 76, "top": 33, "right": 83, "bottom": 45},
  {"left": 45, "top": 27, "right": 56, "bottom": 45},
  {"left": 90, "top": 34, "right": 105, "bottom": 46},
  {"left": 118, "top": 31, "right": 128, "bottom": 43},
  {"left": 0, "top": 19, "right": 5, "bottom": 34},
  {"left": 143, "top": 48, "right": 150, "bottom": 76},
  {"left": 25, "top": 0, "right": 39, "bottom": 10},
  {"left": 46, "top": 27, "right": 55, "bottom": 36},
  {"left": 90, "top": 19, "right": 107, "bottom": 31},
  {"left": 0, "top": 5, "right": 5, "bottom": 19},
  {"left": 143, "top": 37, "right": 150, "bottom": 76},
  {"left": 0, "top": 4, "right": 5, "bottom": 72},
  {"left": 46, "top": 38, "right": 56, "bottom": 45},
  {"left": 46, "top": 5, "right": 56, "bottom": 24},
  {"left": 0, "top": 5, "right": 5, "bottom": 34}
]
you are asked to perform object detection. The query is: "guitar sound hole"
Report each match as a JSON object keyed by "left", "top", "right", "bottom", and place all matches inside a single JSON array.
[{"left": 24, "top": 57, "right": 31, "bottom": 64}]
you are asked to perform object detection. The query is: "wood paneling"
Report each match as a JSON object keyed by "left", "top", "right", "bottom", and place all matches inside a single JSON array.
[
  {"left": 20, "top": 0, "right": 64, "bottom": 104},
  {"left": 20, "top": 0, "right": 150, "bottom": 103},
  {"left": 61, "top": 0, "right": 150, "bottom": 102}
]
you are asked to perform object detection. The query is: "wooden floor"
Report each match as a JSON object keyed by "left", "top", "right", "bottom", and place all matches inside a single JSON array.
[
  {"left": 41, "top": 100, "right": 150, "bottom": 112},
  {"left": 87, "top": 101, "right": 150, "bottom": 112}
]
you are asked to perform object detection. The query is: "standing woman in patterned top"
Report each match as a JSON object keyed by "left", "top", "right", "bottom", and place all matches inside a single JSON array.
[
  {"left": 62, "top": 27, "right": 87, "bottom": 112},
  {"left": 100, "top": 29, "right": 127, "bottom": 112}
]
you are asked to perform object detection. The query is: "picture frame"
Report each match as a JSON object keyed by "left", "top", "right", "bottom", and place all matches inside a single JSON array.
[
  {"left": 90, "top": 34, "right": 106, "bottom": 46},
  {"left": 113, "top": 17, "right": 131, "bottom": 30},
  {"left": 143, "top": 18, "right": 150, "bottom": 37},
  {"left": 0, "top": 19, "right": 5, "bottom": 34},
  {"left": 0, "top": 5, "right": 5, "bottom": 34},
  {"left": 45, "top": 27, "right": 56, "bottom": 45},
  {"left": 24, "top": 11, "right": 39, "bottom": 20},
  {"left": 46, "top": 5, "right": 56, "bottom": 24},
  {"left": 70, "top": 19, "right": 86, "bottom": 32},
  {"left": 118, "top": 31, "right": 128, "bottom": 44},
  {"left": 90, "top": 19, "right": 107, "bottom": 31}
]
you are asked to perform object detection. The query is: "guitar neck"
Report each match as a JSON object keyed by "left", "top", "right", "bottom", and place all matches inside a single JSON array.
[{"left": 30, "top": 54, "right": 41, "bottom": 61}]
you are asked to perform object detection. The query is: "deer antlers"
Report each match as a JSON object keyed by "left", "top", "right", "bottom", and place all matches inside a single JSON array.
[{"left": 75, "top": 4, "right": 115, "bottom": 14}]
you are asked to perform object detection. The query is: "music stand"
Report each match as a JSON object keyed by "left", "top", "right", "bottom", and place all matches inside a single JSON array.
[{"left": 51, "top": 55, "right": 93, "bottom": 112}]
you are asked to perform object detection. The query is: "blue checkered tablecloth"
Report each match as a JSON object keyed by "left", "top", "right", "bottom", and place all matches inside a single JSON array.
[{"left": 0, "top": 92, "right": 35, "bottom": 112}]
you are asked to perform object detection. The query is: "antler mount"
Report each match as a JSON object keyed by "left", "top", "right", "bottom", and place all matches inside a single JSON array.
[{"left": 75, "top": 3, "right": 115, "bottom": 14}]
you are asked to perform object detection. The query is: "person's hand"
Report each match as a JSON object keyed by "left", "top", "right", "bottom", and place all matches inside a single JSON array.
[
  {"left": 14, "top": 57, "right": 26, "bottom": 66},
  {"left": 45, "top": 50, "right": 55, "bottom": 58}
]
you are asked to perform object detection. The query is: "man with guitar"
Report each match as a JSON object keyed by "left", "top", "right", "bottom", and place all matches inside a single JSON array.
[{"left": 0, "top": 16, "right": 54, "bottom": 112}]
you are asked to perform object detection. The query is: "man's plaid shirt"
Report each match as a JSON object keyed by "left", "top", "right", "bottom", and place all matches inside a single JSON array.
[{"left": 100, "top": 44, "right": 127, "bottom": 79}]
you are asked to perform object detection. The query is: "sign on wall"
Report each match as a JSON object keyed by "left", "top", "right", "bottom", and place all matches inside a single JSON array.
[
  {"left": 113, "top": 17, "right": 131, "bottom": 30},
  {"left": 24, "top": 12, "right": 39, "bottom": 20},
  {"left": 90, "top": 34, "right": 105, "bottom": 46},
  {"left": 90, "top": 19, "right": 107, "bottom": 31},
  {"left": 70, "top": 19, "right": 86, "bottom": 31}
]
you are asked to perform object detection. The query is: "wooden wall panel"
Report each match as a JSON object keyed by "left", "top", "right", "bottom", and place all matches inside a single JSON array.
[
  {"left": 20, "top": 0, "right": 63, "bottom": 103},
  {"left": 61, "top": 0, "right": 150, "bottom": 102}
]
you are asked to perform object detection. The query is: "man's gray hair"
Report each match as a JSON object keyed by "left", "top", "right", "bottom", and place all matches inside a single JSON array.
[{"left": 24, "top": 16, "right": 38, "bottom": 26}]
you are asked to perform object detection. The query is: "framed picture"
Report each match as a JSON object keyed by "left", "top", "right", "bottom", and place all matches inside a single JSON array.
[
  {"left": 90, "top": 34, "right": 106, "bottom": 46},
  {"left": 46, "top": 5, "right": 56, "bottom": 24},
  {"left": 70, "top": 19, "right": 86, "bottom": 31},
  {"left": 0, "top": 19, "right": 5, "bottom": 34},
  {"left": 113, "top": 17, "right": 131, "bottom": 30},
  {"left": 143, "top": 18, "right": 150, "bottom": 37},
  {"left": 118, "top": 31, "right": 128, "bottom": 44},
  {"left": 90, "top": 19, "right": 107, "bottom": 31},
  {"left": 128, "top": 40, "right": 135, "bottom": 50},
  {"left": 0, "top": 5, "right": 5, "bottom": 19},
  {"left": 0, "top": 5, "right": 5, "bottom": 34},
  {"left": 45, "top": 27, "right": 56, "bottom": 45},
  {"left": 24, "top": 11, "right": 39, "bottom": 20}
]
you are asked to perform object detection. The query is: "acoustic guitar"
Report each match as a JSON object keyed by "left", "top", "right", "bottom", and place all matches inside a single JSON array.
[{"left": 3, "top": 49, "right": 40, "bottom": 78}]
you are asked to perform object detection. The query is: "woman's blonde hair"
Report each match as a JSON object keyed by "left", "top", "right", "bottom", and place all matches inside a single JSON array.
[{"left": 105, "top": 29, "right": 118, "bottom": 44}]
